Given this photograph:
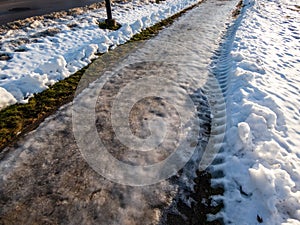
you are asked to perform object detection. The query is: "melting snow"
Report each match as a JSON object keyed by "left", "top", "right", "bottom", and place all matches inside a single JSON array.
[
  {"left": 0, "top": 0, "right": 200, "bottom": 109},
  {"left": 0, "top": 0, "right": 300, "bottom": 224},
  {"left": 211, "top": 0, "right": 300, "bottom": 224}
]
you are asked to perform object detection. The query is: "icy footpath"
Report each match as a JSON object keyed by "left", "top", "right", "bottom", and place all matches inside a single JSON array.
[
  {"left": 0, "top": 0, "right": 239, "bottom": 223},
  {"left": 0, "top": 0, "right": 200, "bottom": 109},
  {"left": 210, "top": 0, "right": 300, "bottom": 224}
]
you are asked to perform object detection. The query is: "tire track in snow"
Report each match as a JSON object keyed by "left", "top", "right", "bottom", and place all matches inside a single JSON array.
[{"left": 202, "top": 0, "right": 255, "bottom": 221}]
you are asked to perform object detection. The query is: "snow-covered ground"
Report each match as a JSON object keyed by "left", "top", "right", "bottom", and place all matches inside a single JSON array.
[
  {"left": 210, "top": 0, "right": 300, "bottom": 224},
  {"left": 1, "top": 0, "right": 300, "bottom": 224},
  {"left": 0, "top": 0, "right": 200, "bottom": 109}
]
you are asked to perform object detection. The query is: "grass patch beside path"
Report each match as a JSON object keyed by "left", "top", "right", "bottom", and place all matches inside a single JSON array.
[
  {"left": 0, "top": 1, "right": 202, "bottom": 152},
  {"left": 0, "top": 69, "right": 84, "bottom": 153}
]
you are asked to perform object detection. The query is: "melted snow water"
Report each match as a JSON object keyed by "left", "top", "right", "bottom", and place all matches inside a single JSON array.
[{"left": 0, "top": 0, "right": 239, "bottom": 224}]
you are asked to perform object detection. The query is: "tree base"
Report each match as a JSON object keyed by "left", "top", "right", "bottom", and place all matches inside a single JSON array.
[{"left": 98, "top": 19, "right": 121, "bottom": 31}]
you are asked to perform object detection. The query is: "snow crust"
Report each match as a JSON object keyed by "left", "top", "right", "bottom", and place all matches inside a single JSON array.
[
  {"left": 1, "top": 0, "right": 300, "bottom": 223},
  {"left": 211, "top": 0, "right": 300, "bottom": 224},
  {"left": 0, "top": 0, "right": 200, "bottom": 109}
]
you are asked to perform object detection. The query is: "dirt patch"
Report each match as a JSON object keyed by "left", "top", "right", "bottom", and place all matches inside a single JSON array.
[
  {"left": 161, "top": 171, "right": 224, "bottom": 225},
  {"left": 232, "top": 0, "right": 243, "bottom": 17},
  {"left": 30, "top": 27, "right": 61, "bottom": 38},
  {"left": 0, "top": 53, "right": 12, "bottom": 61}
]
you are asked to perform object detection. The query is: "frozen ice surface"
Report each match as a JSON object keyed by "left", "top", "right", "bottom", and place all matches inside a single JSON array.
[
  {"left": 0, "top": 0, "right": 300, "bottom": 223},
  {"left": 0, "top": 0, "right": 236, "bottom": 223}
]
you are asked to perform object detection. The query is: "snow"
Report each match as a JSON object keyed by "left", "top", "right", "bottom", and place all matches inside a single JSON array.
[
  {"left": 0, "top": 0, "right": 200, "bottom": 109},
  {"left": 1, "top": 0, "right": 300, "bottom": 223},
  {"left": 209, "top": 0, "right": 300, "bottom": 224},
  {"left": 0, "top": 87, "right": 16, "bottom": 107}
]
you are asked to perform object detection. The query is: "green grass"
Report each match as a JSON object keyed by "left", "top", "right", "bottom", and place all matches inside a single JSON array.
[
  {"left": 0, "top": 1, "right": 202, "bottom": 151},
  {"left": 0, "top": 68, "right": 85, "bottom": 150}
]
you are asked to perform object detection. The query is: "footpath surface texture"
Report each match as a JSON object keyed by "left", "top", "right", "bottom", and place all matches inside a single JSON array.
[{"left": 0, "top": 0, "right": 238, "bottom": 224}]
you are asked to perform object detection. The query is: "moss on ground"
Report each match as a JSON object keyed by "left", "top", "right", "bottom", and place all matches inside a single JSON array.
[{"left": 0, "top": 69, "right": 85, "bottom": 151}]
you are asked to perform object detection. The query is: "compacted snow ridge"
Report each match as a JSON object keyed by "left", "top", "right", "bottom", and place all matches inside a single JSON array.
[
  {"left": 208, "top": 0, "right": 300, "bottom": 224},
  {"left": 0, "top": 0, "right": 200, "bottom": 109}
]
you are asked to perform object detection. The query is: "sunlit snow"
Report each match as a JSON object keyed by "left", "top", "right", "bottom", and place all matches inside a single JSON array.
[
  {"left": 0, "top": 0, "right": 200, "bottom": 108},
  {"left": 210, "top": 0, "right": 300, "bottom": 224},
  {"left": 0, "top": 0, "right": 299, "bottom": 224}
]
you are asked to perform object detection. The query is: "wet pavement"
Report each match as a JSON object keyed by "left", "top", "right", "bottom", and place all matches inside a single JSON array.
[
  {"left": 0, "top": 0, "right": 238, "bottom": 224},
  {"left": 0, "top": 0, "right": 103, "bottom": 25}
]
